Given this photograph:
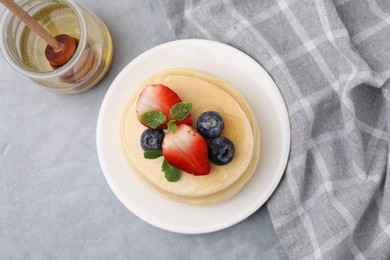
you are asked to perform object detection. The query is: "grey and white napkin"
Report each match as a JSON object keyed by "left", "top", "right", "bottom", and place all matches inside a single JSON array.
[{"left": 159, "top": 0, "right": 390, "bottom": 259}]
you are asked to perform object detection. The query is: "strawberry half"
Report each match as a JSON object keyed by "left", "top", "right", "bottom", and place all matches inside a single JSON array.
[
  {"left": 136, "top": 84, "right": 192, "bottom": 129},
  {"left": 162, "top": 124, "right": 211, "bottom": 175}
]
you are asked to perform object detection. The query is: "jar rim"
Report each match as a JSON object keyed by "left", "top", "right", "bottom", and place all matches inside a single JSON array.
[{"left": 0, "top": 0, "right": 88, "bottom": 80}]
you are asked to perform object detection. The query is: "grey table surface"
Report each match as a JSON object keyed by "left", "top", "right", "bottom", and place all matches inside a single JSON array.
[{"left": 0, "top": 0, "right": 288, "bottom": 259}]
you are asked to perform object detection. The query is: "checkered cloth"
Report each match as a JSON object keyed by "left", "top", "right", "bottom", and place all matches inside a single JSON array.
[{"left": 159, "top": 0, "right": 390, "bottom": 258}]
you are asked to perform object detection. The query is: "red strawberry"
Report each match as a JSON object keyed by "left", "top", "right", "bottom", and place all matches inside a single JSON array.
[
  {"left": 162, "top": 124, "right": 211, "bottom": 175},
  {"left": 136, "top": 84, "right": 192, "bottom": 129}
]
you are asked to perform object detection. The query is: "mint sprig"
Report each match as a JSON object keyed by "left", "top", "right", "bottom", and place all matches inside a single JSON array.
[
  {"left": 167, "top": 120, "right": 177, "bottom": 133},
  {"left": 162, "top": 159, "right": 180, "bottom": 182},
  {"left": 170, "top": 102, "right": 192, "bottom": 121},
  {"left": 141, "top": 110, "right": 166, "bottom": 129},
  {"left": 144, "top": 150, "right": 163, "bottom": 159}
]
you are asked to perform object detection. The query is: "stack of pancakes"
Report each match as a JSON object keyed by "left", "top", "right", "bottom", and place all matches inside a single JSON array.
[{"left": 121, "top": 69, "right": 260, "bottom": 205}]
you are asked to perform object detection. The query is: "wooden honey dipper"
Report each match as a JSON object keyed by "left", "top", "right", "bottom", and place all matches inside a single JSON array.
[{"left": 0, "top": 0, "right": 79, "bottom": 69}]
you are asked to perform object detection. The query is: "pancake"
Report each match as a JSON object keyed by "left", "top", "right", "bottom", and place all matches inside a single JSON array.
[{"left": 120, "top": 69, "right": 260, "bottom": 204}]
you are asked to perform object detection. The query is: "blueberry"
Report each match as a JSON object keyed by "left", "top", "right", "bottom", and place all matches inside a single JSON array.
[
  {"left": 140, "top": 129, "right": 164, "bottom": 151},
  {"left": 208, "top": 136, "right": 235, "bottom": 165},
  {"left": 197, "top": 111, "right": 224, "bottom": 138}
]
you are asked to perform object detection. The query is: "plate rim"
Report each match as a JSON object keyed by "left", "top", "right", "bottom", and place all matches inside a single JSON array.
[{"left": 96, "top": 39, "right": 291, "bottom": 234}]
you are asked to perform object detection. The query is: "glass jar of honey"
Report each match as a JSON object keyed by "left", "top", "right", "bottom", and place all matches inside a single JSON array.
[{"left": 0, "top": 0, "right": 113, "bottom": 94}]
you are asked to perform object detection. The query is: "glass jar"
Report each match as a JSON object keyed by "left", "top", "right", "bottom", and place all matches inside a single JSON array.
[{"left": 0, "top": 0, "right": 113, "bottom": 94}]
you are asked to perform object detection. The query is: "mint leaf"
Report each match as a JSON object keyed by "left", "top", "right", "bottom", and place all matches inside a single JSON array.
[
  {"left": 162, "top": 159, "right": 180, "bottom": 182},
  {"left": 141, "top": 110, "right": 166, "bottom": 129},
  {"left": 170, "top": 102, "right": 192, "bottom": 121},
  {"left": 167, "top": 120, "right": 177, "bottom": 133},
  {"left": 144, "top": 150, "right": 163, "bottom": 159}
]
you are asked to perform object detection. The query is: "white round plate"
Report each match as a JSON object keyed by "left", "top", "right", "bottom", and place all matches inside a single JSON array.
[{"left": 97, "top": 39, "right": 290, "bottom": 234}]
